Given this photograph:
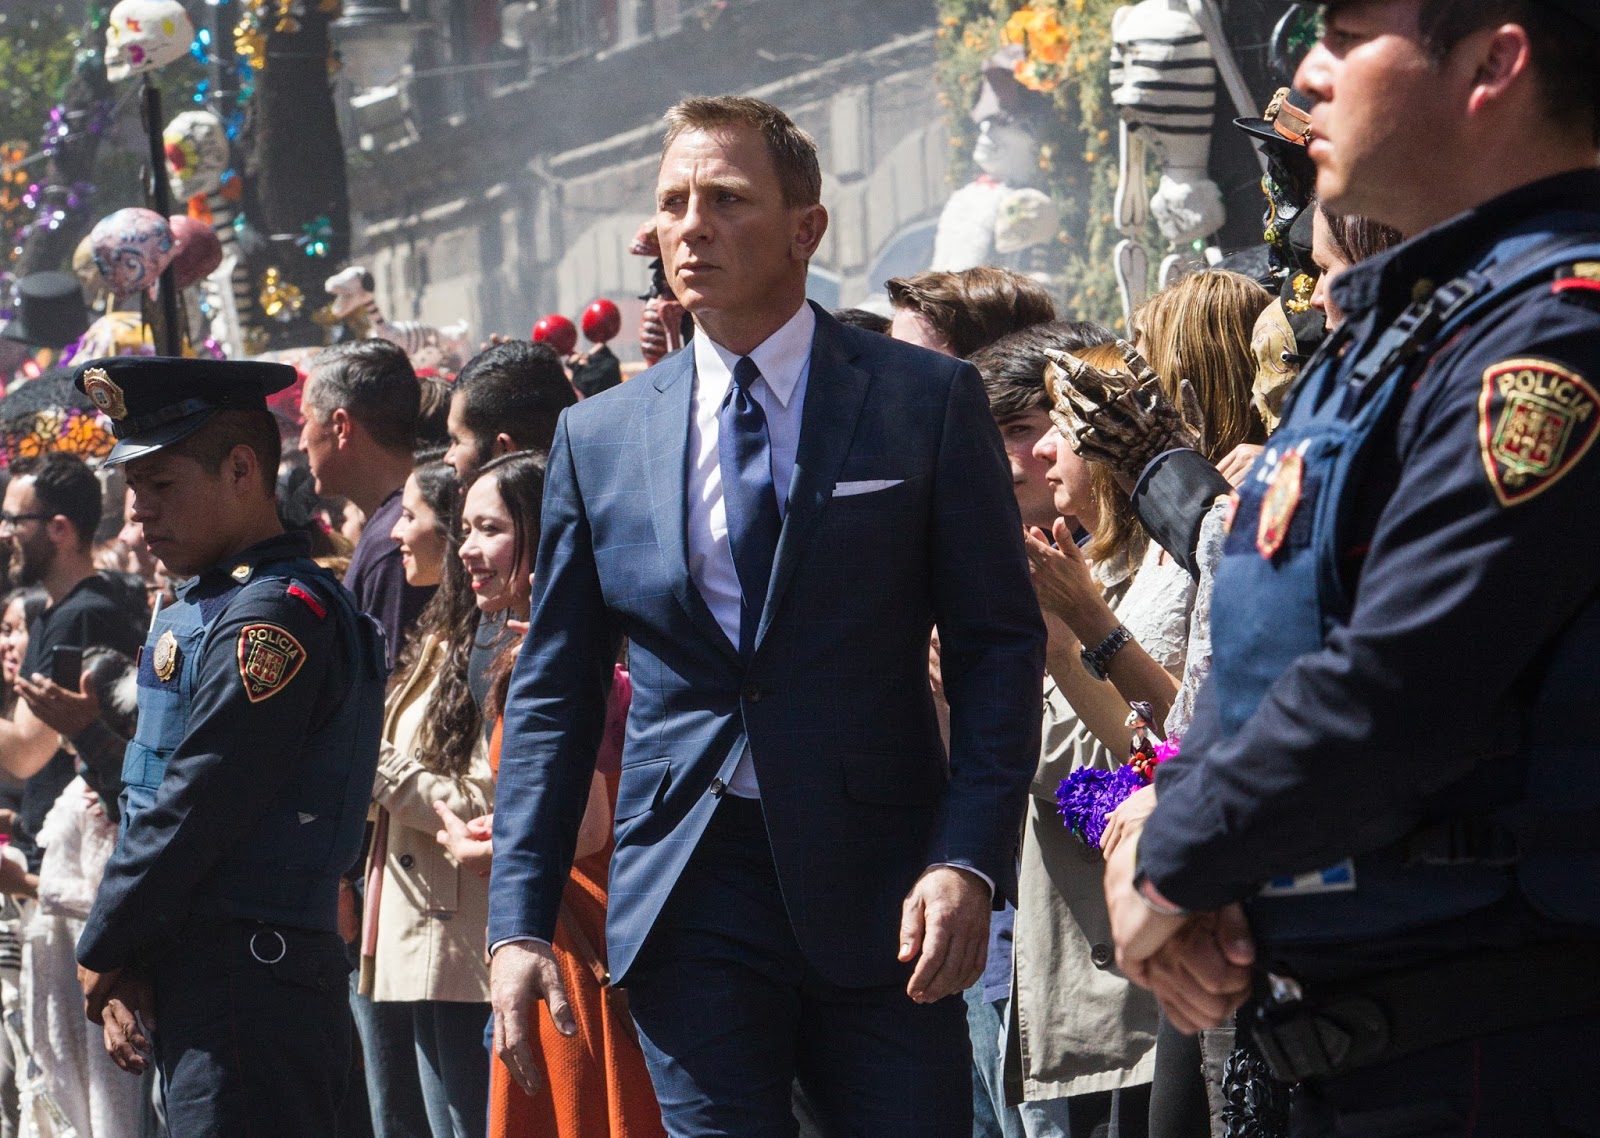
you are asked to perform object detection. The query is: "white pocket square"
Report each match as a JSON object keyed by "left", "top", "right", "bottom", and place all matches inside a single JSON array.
[{"left": 832, "top": 479, "right": 904, "bottom": 497}]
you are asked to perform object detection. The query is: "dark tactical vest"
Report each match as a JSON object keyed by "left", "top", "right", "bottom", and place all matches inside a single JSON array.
[
  {"left": 121, "top": 557, "right": 386, "bottom": 932},
  {"left": 1209, "top": 226, "right": 1600, "bottom": 948}
]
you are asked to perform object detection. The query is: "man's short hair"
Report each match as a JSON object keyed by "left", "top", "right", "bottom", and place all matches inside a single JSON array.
[
  {"left": 14, "top": 453, "right": 101, "bottom": 549},
  {"left": 305, "top": 339, "right": 420, "bottom": 454},
  {"left": 453, "top": 340, "right": 577, "bottom": 457},
  {"left": 831, "top": 308, "right": 891, "bottom": 335},
  {"left": 970, "top": 320, "right": 1116, "bottom": 420},
  {"left": 165, "top": 409, "right": 283, "bottom": 496},
  {"left": 885, "top": 267, "right": 1059, "bottom": 359},
  {"left": 662, "top": 96, "right": 822, "bottom": 208},
  {"left": 1359, "top": 0, "right": 1600, "bottom": 145}
]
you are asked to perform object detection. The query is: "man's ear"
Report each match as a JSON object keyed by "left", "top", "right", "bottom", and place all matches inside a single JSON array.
[
  {"left": 792, "top": 203, "right": 829, "bottom": 263},
  {"left": 330, "top": 406, "right": 357, "bottom": 448},
  {"left": 44, "top": 515, "right": 75, "bottom": 552},
  {"left": 493, "top": 432, "right": 518, "bottom": 458},
  {"left": 1465, "top": 23, "right": 1534, "bottom": 118},
  {"left": 225, "top": 444, "right": 259, "bottom": 495}
]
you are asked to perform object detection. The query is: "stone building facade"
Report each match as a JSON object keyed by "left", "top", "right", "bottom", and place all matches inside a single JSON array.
[{"left": 347, "top": 0, "right": 953, "bottom": 361}]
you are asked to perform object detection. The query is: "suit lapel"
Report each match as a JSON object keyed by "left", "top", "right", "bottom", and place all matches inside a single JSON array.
[
  {"left": 642, "top": 350, "right": 739, "bottom": 662},
  {"left": 755, "top": 307, "right": 870, "bottom": 651}
]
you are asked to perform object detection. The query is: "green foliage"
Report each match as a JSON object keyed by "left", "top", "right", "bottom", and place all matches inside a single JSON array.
[
  {"left": 0, "top": 7, "right": 79, "bottom": 147},
  {"left": 933, "top": 0, "right": 1158, "bottom": 327}
]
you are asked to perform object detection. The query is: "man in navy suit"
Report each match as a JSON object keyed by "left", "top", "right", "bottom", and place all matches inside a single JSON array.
[{"left": 488, "top": 95, "right": 1046, "bottom": 1136}]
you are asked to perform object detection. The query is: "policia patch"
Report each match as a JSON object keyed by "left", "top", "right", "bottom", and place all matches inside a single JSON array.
[
  {"left": 236, "top": 623, "right": 307, "bottom": 702},
  {"left": 1478, "top": 358, "right": 1600, "bottom": 507}
]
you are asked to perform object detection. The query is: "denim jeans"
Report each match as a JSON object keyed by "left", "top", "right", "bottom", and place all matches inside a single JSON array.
[
  {"left": 350, "top": 984, "right": 432, "bottom": 1138},
  {"left": 411, "top": 1001, "right": 491, "bottom": 1138},
  {"left": 965, "top": 984, "right": 1026, "bottom": 1138}
]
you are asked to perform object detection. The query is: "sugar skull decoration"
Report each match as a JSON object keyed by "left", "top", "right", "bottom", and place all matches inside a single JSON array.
[
  {"left": 105, "top": 0, "right": 195, "bottom": 81},
  {"left": 1108, "top": 0, "right": 1227, "bottom": 316},
  {"left": 167, "top": 214, "right": 224, "bottom": 290},
  {"left": 164, "top": 110, "right": 230, "bottom": 202},
  {"left": 89, "top": 208, "right": 176, "bottom": 296}
]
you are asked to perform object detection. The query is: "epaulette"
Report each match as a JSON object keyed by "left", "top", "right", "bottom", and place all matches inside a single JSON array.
[{"left": 1551, "top": 261, "right": 1600, "bottom": 296}]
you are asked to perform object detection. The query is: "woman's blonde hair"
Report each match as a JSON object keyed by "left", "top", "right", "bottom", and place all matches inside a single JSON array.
[
  {"left": 1046, "top": 341, "right": 1146, "bottom": 566},
  {"left": 1133, "top": 270, "right": 1271, "bottom": 461}
]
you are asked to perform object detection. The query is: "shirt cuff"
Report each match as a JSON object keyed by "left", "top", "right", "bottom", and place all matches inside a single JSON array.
[
  {"left": 931, "top": 862, "right": 995, "bottom": 898},
  {"left": 489, "top": 935, "right": 551, "bottom": 956}
]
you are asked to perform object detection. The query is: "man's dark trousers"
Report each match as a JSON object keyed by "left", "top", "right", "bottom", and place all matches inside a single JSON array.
[
  {"left": 153, "top": 918, "right": 353, "bottom": 1136},
  {"left": 626, "top": 797, "right": 973, "bottom": 1138}
]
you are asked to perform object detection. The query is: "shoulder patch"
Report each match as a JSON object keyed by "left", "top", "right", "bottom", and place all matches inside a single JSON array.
[
  {"left": 236, "top": 623, "right": 308, "bottom": 702},
  {"left": 1477, "top": 358, "right": 1600, "bottom": 507}
]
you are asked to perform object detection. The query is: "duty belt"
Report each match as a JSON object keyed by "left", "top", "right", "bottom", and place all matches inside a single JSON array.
[{"left": 1248, "top": 940, "right": 1600, "bottom": 1082}]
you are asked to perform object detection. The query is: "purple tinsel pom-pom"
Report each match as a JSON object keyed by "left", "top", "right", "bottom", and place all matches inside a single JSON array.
[{"left": 1056, "top": 763, "right": 1148, "bottom": 849}]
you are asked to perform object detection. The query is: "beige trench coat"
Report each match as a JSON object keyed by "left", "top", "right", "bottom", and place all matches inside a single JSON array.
[
  {"left": 1007, "top": 544, "right": 1195, "bottom": 1102},
  {"left": 360, "top": 635, "right": 495, "bottom": 1004}
]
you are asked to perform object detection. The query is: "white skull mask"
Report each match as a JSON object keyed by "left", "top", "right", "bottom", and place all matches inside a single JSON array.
[
  {"left": 164, "top": 110, "right": 229, "bottom": 201},
  {"left": 105, "top": 0, "right": 195, "bottom": 81}
]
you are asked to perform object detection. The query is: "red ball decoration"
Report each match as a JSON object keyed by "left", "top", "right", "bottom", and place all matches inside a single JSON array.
[
  {"left": 167, "top": 213, "right": 224, "bottom": 290},
  {"left": 531, "top": 313, "right": 578, "bottom": 356},
  {"left": 581, "top": 297, "right": 622, "bottom": 345}
]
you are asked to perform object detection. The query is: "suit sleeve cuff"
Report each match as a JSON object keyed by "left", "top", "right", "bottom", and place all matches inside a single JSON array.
[{"left": 930, "top": 862, "right": 995, "bottom": 899}]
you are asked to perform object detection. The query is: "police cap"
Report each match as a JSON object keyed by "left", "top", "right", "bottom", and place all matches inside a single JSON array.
[{"left": 73, "top": 355, "right": 297, "bottom": 466}]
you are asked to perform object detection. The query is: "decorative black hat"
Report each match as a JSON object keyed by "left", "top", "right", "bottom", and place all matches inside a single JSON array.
[
  {"left": 2, "top": 272, "right": 90, "bottom": 350},
  {"left": 72, "top": 355, "right": 297, "bottom": 466},
  {"left": 1234, "top": 86, "right": 1315, "bottom": 150}
]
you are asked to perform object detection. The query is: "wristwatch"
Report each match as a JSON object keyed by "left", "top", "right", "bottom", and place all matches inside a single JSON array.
[{"left": 1081, "top": 624, "right": 1133, "bottom": 681}]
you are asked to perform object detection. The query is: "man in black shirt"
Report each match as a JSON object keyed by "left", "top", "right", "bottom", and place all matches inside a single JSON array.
[
  {"left": 4, "top": 455, "right": 145, "bottom": 869},
  {"left": 299, "top": 339, "right": 430, "bottom": 670}
]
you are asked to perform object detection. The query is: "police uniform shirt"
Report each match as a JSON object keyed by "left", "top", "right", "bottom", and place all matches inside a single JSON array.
[
  {"left": 1140, "top": 170, "right": 1600, "bottom": 962},
  {"left": 77, "top": 532, "right": 348, "bottom": 972}
]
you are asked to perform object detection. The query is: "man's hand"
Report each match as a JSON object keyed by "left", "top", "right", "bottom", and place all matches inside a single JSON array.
[
  {"left": 100, "top": 971, "right": 156, "bottom": 1074},
  {"left": 898, "top": 866, "right": 991, "bottom": 1004},
  {"left": 490, "top": 940, "right": 575, "bottom": 1098},
  {"left": 1103, "top": 832, "right": 1187, "bottom": 981},
  {"left": 15, "top": 671, "right": 100, "bottom": 738},
  {"left": 1142, "top": 905, "right": 1255, "bottom": 1034},
  {"left": 79, "top": 964, "right": 122, "bottom": 1026}
]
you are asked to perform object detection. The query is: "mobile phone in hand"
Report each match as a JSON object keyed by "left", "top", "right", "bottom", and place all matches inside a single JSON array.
[{"left": 50, "top": 645, "right": 83, "bottom": 692}]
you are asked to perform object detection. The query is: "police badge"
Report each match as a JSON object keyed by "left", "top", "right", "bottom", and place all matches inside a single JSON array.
[
  {"left": 153, "top": 629, "right": 180, "bottom": 682},
  {"left": 1257, "top": 449, "right": 1304, "bottom": 559},
  {"left": 80, "top": 367, "right": 129, "bottom": 421}
]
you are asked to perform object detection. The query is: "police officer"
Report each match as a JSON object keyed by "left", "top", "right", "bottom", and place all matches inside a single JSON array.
[
  {"left": 1102, "top": 1, "right": 1600, "bottom": 1133},
  {"left": 72, "top": 356, "right": 388, "bottom": 1135}
]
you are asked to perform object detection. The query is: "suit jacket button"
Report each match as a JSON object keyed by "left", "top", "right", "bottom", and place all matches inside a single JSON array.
[
  {"left": 1091, "top": 943, "right": 1112, "bottom": 967},
  {"left": 743, "top": 684, "right": 762, "bottom": 703},
  {"left": 710, "top": 778, "right": 727, "bottom": 798},
  {"left": 398, "top": 853, "right": 415, "bottom": 869}
]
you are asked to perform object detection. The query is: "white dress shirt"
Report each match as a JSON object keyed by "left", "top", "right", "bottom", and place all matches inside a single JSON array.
[{"left": 687, "top": 302, "right": 815, "bottom": 797}]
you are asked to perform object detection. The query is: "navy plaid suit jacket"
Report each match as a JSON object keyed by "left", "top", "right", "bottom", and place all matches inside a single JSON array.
[{"left": 488, "top": 304, "right": 1045, "bottom": 987}]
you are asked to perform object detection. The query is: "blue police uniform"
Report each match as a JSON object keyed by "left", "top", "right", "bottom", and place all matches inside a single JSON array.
[
  {"left": 1138, "top": 169, "right": 1600, "bottom": 1130},
  {"left": 72, "top": 356, "right": 388, "bottom": 1137}
]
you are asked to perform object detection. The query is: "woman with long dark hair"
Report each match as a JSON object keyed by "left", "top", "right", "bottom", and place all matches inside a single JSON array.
[
  {"left": 360, "top": 459, "right": 496, "bottom": 1138},
  {"left": 434, "top": 451, "right": 664, "bottom": 1138}
]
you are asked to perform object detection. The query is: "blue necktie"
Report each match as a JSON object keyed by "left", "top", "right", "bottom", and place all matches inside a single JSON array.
[{"left": 719, "top": 356, "right": 781, "bottom": 659}]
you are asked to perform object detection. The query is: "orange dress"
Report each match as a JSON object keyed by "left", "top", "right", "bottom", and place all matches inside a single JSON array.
[{"left": 487, "top": 670, "right": 666, "bottom": 1138}]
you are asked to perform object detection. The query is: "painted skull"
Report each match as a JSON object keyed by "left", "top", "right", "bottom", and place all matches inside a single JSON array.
[
  {"left": 163, "top": 110, "right": 230, "bottom": 201},
  {"left": 89, "top": 208, "right": 176, "bottom": 296},
  {"left": 104, "top": 0, "right": 195, "bottom": 81}
]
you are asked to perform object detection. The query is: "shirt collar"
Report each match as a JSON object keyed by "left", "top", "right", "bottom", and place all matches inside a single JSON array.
[
  {"left": 199, "top": 530, "right": 312, "bottom": 588},
  {"left": 692, "top": 302, "right": 816, "bottom": 409},
  {"left": 1331, "top": 168, "right": 1600, "bottom": 322}
]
